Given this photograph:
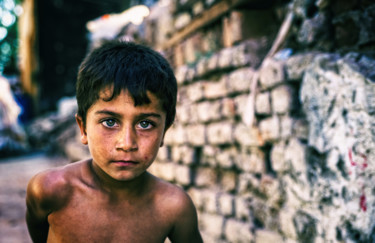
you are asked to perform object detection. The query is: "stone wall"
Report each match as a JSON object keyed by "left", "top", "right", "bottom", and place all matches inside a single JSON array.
[
  {"left": 145, "top": 0, "right": 375, "bottom": 242},
  {"left": 26, "top": 0, "right": 375, "bottom": 242}
]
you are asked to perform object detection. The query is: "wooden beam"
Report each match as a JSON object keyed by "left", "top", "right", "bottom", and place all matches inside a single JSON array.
[{"left": 160, "top": 0, "right": 248, "bottom": 50}]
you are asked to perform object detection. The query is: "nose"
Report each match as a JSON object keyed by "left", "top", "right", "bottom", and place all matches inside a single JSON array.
[{"left": 116, "top": 125, "right": 138, "bottom": 152}]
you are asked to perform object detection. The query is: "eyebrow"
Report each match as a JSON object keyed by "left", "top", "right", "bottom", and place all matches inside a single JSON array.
[{"left": 94, "top": 110, "right": 162, "bottom": 120}]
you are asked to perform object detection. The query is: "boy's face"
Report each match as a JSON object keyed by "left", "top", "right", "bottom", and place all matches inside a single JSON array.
[{"left": 76, "top": 87, "right": 167, "bottom": 182}]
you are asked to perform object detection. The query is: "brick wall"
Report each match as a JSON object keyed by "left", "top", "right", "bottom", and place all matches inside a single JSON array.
[{"left": 144, "top": 0, "right": 375, "bottom": 242}]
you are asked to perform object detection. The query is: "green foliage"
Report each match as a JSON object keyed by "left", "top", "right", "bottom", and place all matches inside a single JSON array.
[{"left": 0, "top": 0, "right": 22, "bottom": 75}]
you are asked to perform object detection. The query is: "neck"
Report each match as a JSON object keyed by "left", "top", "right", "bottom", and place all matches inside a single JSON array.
[{"left": 89, "top": 160, "right": 150, "bottom": 197}]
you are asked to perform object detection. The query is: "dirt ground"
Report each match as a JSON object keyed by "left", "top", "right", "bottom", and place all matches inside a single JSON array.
[{"left": 0, "top": 153, "right": 68, "bottom": 243}]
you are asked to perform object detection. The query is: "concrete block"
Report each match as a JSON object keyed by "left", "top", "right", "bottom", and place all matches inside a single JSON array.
[
  {"left": 238, "top": 147, "right": 265, "bottom": 173},
  {"left": 220, "top": 171, "right": 237, "bottom": 192},
  {"left": 259, "top": 59, "right": 286, "bottom": 89},
  {"left": 218, "top": 193, "right": 234, "bottom": 216},
  {"left": 271, "top": 85, "right": 295, "bottom": 114},
  {"left": 186, "top": 124, "right": 206, "bottom": 146},
  {"left": 186, "top": 82, "right": 204, "bottom": 102},
  {"left": 259, "top": 116, "right": 280, "bottom": 142},
  {"left": 195, "top": 167, "right": 217, "bottom": 187},
  {"left": 227, "top": 67, "right": 254, "bottom": 94},
  {"left": 203, "top": 78, "right": 227, "bottom": 99},
  {"left": 207, "top": 122, "right": 233, "bottom": 145},
  {"left": 235, "top": 196, "right": 250, "bottom": 220},
  {"left": 224, "top": 219, "right": 253, "bottom": 243},
  {"left": 197, "top": 101, "right": 222, "bottom": 123},
  {"left": 175, "top": 164, "right": 192, "bottom": 186},
  {"left": 199, "top": 213, "right": 224, "bottom": 239},
  {"left": 270, "top": 141, "right": 287, "bottom": 172},
  {"left": 255, "top": 229, "right": 283, "bottom": 243},
  {"left": 255, "top": 91, "right": 271, "bottom": 115},
  {"left": 234, "top": 124, "right": 264, "bottom": 147}
]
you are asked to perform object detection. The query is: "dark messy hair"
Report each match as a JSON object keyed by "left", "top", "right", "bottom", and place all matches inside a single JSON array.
[{"left": 76, "top": 40, "right": 177, "bottom": 129}]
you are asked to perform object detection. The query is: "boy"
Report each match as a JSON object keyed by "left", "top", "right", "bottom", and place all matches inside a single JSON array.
[{"left": 26, "top": 41, "right": 203, "bottom": 243}]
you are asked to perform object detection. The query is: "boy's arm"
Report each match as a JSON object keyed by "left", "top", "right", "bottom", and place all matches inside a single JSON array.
[
  {"left": 26, "top": 174, "right": 50, "bottom": 242},
  {"left": 168, "top": 193, "right": 203, "bottom": 243},
  {"left": 26, "top": 170, "right": 67, "bottom": 243}
]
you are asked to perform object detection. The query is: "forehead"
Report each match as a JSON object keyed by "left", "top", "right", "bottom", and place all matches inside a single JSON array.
[{"left": 93, "top": 87, "right": 164, "bottom": 112}]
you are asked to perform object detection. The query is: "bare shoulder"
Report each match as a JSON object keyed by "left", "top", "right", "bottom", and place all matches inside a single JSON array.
[
  {"left": 26, "top": 159, "right": 88, "bottom": 214},
  {"left": 150, "top": 175, "right": 203, "bottom": 243}
]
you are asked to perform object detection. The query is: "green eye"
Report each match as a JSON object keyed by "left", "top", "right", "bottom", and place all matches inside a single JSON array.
[
  {"left": 139, "top": 120, "right": 152, "bottom": 129},
  {"left": 103, "top": 119, "right": 116, "bottom": 127}
]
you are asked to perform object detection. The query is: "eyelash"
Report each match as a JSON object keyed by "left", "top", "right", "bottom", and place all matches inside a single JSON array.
[{"left": 100, "top": 119, "right": 155, "bottom": 130}]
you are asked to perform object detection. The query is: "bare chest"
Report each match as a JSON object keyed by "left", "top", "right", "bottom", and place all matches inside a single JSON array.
[{"left": 47, "top": 189, "right": 171, "bottom": 243}]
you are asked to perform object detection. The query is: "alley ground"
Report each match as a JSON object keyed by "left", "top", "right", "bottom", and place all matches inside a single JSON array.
[{"left": 0, "top": 153, "right": 68, "bottom": 243}]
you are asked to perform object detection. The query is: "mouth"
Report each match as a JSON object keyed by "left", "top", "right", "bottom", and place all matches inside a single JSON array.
[{"left": 111, "top": 160, "right": 139, "bottom": 167}]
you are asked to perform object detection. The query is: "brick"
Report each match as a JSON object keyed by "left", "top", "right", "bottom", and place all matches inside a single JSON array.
[
  {"left": 220, "top": 171, "right": 237, "bottom": 192},
  {"left": 280, "top": 115, "right": 294, "bottom": 139},
  {"left": 199, "top": 213, "right": 224, "bottom": 239},
  {"left": 255, "top": 91, "right": 271, "bottom": 115},
  {"left": 203, "top": 78, "right": 227, "bottom": 99},
  {"left": 235, "top": 196, "right": 250, "bottom": 220},
  {"left": 185, "top": 66, "right": 196, "bottom": 82},
  {"left": 196, "top": 101, "right": 222, "bottom": 123},
  {"left": 195, "top": 167, "right": 217, "bottom": 187},
  {"left": 216, "top": 146, "right": 237, "bottom": 169},
  {"left": 227, "top": 67, "right": 254, "bottom": 94},
  {"left": 218, "top": 193, "right": 234, "bottom": 216},
  {"left": 175, "top": 104, "right": 191, "bottom": 124},
  {"left": 196, "top": 57, "right": 208, "bottom": 77},
  {"left": 270, "top": 141, "right": 287, "bottom": 172},
  {"left": 232, "top": 42, "right": 254, "bottom": 67},
  {"left": 234, "top": 124, "right": 264, "bottom": 146},
  {"left": 201, "top": 145, "right": 218, "bottom": 166},
  {"left": 186, "top": 124, "right": 206, "bottom": 146},
  {"left": 149, "top": 161, "right": 175, "bottom": 182},
  {"left": 156, "top": 145, "right": 169, "bottom": 162},
  {"left": 175, "top": 164, "right": 192, "bottom": 186},
  {"left": 279, "top": 207, "right": 298, "bottom": 239},
  {"left": 186, "top": 82, "right": 204, "bottom": 102},
  {"left": 285, "top": 138, "right": 308, "bottom": 177},
  {"left": 238, "top": 147, "right": 265, "bottom": 173},
  {"left": 221, "top": 98, "right": 236, "bottom": 119},
  {"left": 164, "top": 124, "right": 187, "bottom": 145},
  {"left": 259, "top": 59, "right": 286, "bottom": 89},
  {"left": 207, "top": 122, "right": 233, "bottom": 145},
  {"left": 171, "top": 145, "right": 195, "bottom": 165},
  {"left": 234, "top": 94, "right": 249, "bottom": 117},
  {"left": 286, "top": 53, "right": 316, "bottom": 80},
  {"left": 259, "top": 175, "right": 281, "bottom": 207},
  {"left": 207, "top": 53, "right": 219, "bottom": 72},
  {"left": 238, "top": 173, "right": 260, "bottom": 195},
  {"left": 255, "top": 229, "right": 283, "bottom": 243},
  {"left": 259, "top": 116, "right": 280, "bottom": 142},
  {"left": 202, "top": 190, "right": 218, "bottom": 214},
  {"left": 271, "top": 85, "right": 295, "bottom": 114},
  {"left": 187, "top": 188, "right": 205, "bottom": 210},
  {"left": 218, "top": 47, "right": 233, "bottom": 69},
  {"left": 224, "top": 219, "right": 253, "bottom": 243}
]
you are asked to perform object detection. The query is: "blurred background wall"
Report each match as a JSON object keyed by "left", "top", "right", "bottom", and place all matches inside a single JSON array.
[{"left": 1, "top": 0, "right": 375, "bottom": 242}]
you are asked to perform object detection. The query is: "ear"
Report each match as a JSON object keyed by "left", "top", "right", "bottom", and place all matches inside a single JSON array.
[{"left": 75, "top": 114, "right": 88, "bottom": 145}]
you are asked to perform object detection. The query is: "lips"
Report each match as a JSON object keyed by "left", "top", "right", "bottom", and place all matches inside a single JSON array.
[{"left": 112, "top": 160, "right": 138, "bottom": 166}]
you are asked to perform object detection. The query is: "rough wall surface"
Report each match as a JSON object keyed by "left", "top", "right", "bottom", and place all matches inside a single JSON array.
[
  {"left": 145, "top": 0, "right": 375, "bottom": 242},
  {"left": 26, "top": 0, "right": 375, "bottom": 242}
]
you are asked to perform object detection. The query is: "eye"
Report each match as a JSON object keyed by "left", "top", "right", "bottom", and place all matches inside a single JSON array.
[
  {"left": 138, "top": 120, "right": 153, "bottom": 129},
  {"left": 102, "top": 119, "right": 118, "bottom": 128}
]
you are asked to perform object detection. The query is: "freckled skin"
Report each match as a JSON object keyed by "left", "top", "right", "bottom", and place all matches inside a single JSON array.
[{"left": 26, "top": 90, "right": 203, "bottom": 243}]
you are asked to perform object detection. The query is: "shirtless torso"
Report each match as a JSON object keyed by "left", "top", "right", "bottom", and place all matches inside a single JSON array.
[{"left": 26, "top": 159, "right": 201, "bottom": 243}]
